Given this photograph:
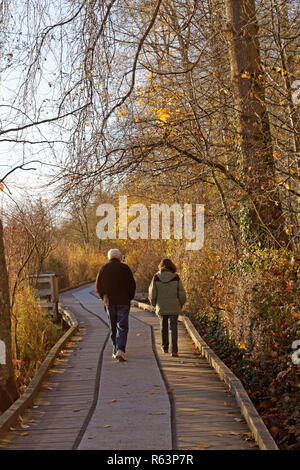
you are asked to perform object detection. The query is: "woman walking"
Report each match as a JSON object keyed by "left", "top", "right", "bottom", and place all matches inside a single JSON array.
[{"left": 148, "top": 258, "right": 186, "bottom": 357}]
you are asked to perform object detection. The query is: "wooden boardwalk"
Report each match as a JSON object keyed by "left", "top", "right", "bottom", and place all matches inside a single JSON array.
[{"left": 0, "top": 284, "right": 257, "bottom": 450}]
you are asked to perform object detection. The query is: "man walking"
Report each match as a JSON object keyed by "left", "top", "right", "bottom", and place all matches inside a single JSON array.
[{"left": 95, "top": 249, "right": 136, "bottom": 362}]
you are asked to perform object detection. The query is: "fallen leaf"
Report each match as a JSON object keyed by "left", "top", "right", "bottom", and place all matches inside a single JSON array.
[
  {"left": 197, "top": 443, "right": 210, "bottom": 449},
  {"left": 167, "top": 389, "right": 174, "bottom": 393},
  {"left": 147, "top": 390, "right": 154, "bottom": 395},
  {"left": 20, "top": 432, "right": 29, "bottom": 437},
  {"left": 110, "top": 399, "right": 117, "bottom": 403},
  {"left": 73, "top": 409, "right": 81, "bottom": 412},
  {"left": 104, "top": 425, "right": 111, "bottom": 428},
  {"left": 271, "top": 426, "right": 279, "bottom": 436},
  {"left": 190, "top": 345, "right": 197, "bottom": 350}
]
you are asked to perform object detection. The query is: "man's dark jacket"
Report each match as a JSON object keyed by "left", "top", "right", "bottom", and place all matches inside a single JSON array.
[{"left": 95, "top": 258, "right": 136, "bottom": 306}]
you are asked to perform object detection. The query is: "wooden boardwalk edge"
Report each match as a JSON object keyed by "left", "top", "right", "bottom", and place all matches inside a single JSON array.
[
  {"left": 0, "top": 281, "right": 93, "bottom": 436},
  {"left": 0, "top": 314, "right": 78, "bottom": 437},
  {"left": 132, "top": 300, "right": 278, "bottom": 451}
]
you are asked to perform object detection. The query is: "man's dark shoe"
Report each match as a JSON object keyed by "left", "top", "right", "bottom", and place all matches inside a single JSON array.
[
  {"left": 172, "top": 352, "right": 179, "bottom": 357},
  {"left": 161, "top": 346, "right": 168, "bottom": 353}
]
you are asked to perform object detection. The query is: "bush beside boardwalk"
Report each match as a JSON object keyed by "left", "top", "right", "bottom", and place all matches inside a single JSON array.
[{"left": 10, "top": 285, "right": 64, "bottom": 397}]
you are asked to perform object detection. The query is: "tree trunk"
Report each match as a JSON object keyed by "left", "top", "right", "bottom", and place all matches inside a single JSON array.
[
  {"left": 0, "top": 219, "right": 18, "bottom": 412},
  {"left": 224, "top": 0, "right": 287, "bottom": 247}
]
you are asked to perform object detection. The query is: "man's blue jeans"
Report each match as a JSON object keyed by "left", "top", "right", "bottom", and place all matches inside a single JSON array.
[
  {"left": 159, "top": 314, "right": 178, "bottom": 354},
  {"left": 105, "top": 305, "right": 130, "bottom": 353}
]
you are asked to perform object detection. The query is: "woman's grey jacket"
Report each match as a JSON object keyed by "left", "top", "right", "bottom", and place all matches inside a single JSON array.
[{"left": 148, "top": 268, "right": 186, "bottom": 315}]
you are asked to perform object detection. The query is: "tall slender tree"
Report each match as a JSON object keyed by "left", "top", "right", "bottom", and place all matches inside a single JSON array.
[{"left": 224, "top": 0, "right": 287, "bottom": 246}]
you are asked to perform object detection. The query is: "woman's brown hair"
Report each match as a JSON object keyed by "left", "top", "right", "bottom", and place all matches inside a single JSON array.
[{"left": 158, "top": 258, "right": 177, "bottom": 273}]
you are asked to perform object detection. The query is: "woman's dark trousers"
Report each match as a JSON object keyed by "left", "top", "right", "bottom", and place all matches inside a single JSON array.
[{"left": 159, "top": 314, "right": 178, "bottom": 354}]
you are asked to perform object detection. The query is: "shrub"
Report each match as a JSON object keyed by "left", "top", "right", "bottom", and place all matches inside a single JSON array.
[
  {"left": 11, "top": 285, "right": 63, "bottom": 393},
  {"left": 45, "top": 242, "right": 106, "bottom": 289}
]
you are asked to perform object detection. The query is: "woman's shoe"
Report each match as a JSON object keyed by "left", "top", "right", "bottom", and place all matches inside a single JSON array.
[{"left": 116, "top": 350, "right": 127, "bottom": 362}]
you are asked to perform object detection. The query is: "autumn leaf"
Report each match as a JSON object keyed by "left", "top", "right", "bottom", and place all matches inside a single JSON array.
[
  {"left": 0, "top": 183, "right": 4, "bottom": 191},
  {"left": 197, "top": 443, "right": 210, "bottom": 449},
  {"left": 20, "top": 432, "right": 29, "bottom": 437},
  {"left": 147, "top": 390, "right": 154, "bottom": 395}
]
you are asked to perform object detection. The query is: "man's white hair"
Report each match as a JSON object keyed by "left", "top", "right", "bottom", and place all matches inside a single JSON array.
[{"left": 107, "top": 248, "right": 122, "bottom": 260}]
